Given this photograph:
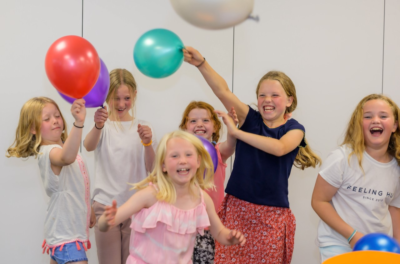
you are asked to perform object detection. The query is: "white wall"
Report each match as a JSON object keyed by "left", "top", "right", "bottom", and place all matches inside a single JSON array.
[{"left": 0, "top": 1, "right": 397, "bottom": 263}]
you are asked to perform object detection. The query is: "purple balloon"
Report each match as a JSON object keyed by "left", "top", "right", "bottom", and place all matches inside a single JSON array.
[
  {"left": 58, "top": 58, "right": 110, "bottom": 107},
  {"left": 196, "top": 136, "right": 218, "bottom": 173}
]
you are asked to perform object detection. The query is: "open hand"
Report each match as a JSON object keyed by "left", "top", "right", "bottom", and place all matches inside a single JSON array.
[
  {"left": 227, "top": 229, "right": 246, "bottom": 246},
  {"left": 215, "top": 110, "right": 238, "bottom": 137},
  {"left": 228, "top": 107, "right": 239, "bottom": 127},
  {"left": 104, "top": 200, "right": 117, "bottom": 226}
]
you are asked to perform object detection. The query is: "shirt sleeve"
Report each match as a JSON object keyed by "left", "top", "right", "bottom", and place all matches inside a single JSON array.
[
  {"left": 285, "top": 119, "right": 306, "bottom": 147},
  {"left": 319, "top": 148, "right": 346, "bottom": 188}
]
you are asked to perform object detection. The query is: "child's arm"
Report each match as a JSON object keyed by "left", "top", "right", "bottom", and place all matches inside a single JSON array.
[
  {"left": 311, "top": 175, "right": 364, "bottom": 248},
  {"left": 49, "top": 99, "right": 86, "bottom": 166},
  {"left": 137, "top": 124, "right": 156, "bottom": 172},
  {"left": 215, "top": 108, "right": 302, "bottom": 157},
  {"left": 203, "top": 191, "right": 246, "bottom": 246},
  {"left": 183, "top": 47, "right": 248, "bottom": 127},
  {"left": 217, "top": 107, "right": 238, "bottom": 163},
  {"left": 83, "top": 106, "right": 108, "bottom": 152},
  {"left": 98, "top": 185, "right": 157, "bottom": 232},
  {"left": 389, "top": 206, "right": 400, "bottom": 244}
]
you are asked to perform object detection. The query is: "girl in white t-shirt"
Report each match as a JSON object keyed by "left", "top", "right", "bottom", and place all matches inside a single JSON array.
[
  {"left": 312, "top": 94, "right": 400, "bottom": 262},
  {"left": 7, "top": 97, "right": 95, "bottom": 264},
  {"left": 84, "top": 68, "right": 157, "bottom": 264}
]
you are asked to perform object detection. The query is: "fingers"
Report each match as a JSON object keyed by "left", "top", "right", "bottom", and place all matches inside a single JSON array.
[
  {"left": 229, "top": 229, "right": 246, "bottom": 246},
  {"left": 137, "top": 125, "right": 152, "bottom": 143},
  {"left": 94, "top": 107, "right": 108, "bottom": 123}
]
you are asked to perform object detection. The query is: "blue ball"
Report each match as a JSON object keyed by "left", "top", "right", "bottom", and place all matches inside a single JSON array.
[
  {"left": 353, "top": 233, "right": 400, "bottom": 253},
  {"left": 134, "top": 29, "right": 184, "bottom": 78}
]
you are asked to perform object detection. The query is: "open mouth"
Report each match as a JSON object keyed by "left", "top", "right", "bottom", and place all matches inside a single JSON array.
[
  {"left": 194, "top": 130, "right": 206, "bottom": 135},
  {"left": 263, "top": 106, "right": 275, "bottom": 111},
  {"left": 370, "top": 127, "right": 383, "bottom": 135},
  {"left": 117, "top": 108, "right": 126, "bottom": 112},
  {"left": 177, "top": 168, "right": 190, "bottom": 174}
]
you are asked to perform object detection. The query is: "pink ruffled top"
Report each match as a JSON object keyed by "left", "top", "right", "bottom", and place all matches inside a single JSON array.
[{"left": 127, "top": 183, "right": 210, "bottom": 264}]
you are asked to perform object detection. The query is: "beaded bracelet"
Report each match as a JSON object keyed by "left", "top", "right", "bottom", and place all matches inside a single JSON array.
[
  {"left": 347, "top": 229, "right": 357, "bottom": 243},
  {"left": 196, "top": 57, "right": 206, "bottom": 68},
  {"left": 141, "top": 140, "right": 152, "bottom": 147},
  {"left": 73, "top": 122, "right": 84, "bottom": 128}
]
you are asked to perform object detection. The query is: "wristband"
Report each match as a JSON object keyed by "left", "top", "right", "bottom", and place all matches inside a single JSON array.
[
  {"left": 196, "top": 57, "right": 206, "bottom": 68},
  {"left": 95, "top": 123, "right": 104, "bottom": 130},
  {"left": 141, "top": 140, "right": 152, "bottom": 147},
  {"left": 73, "top": 122, "right": 84, "bottom": 128},
  {"left": 348, "top": 229, "right": 357, "bottom": 243}
]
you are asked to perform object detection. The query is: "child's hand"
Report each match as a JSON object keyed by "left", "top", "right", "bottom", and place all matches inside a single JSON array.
[
  {"left": 349, "top": 231, "right": 364, "bottom": 249},
  {"left": 215, "top": 110, "right": 238, "bottom": 137},
  {"left": 104, "top": 200, "right": 117, "bottom": 226},
  {"left": 94, "top": 105, "right": 108, "bottom": 128},
  {"left": 71, "top": 99, "right": 86, "bottom": 125},
  {"left": 183, "top": 46, "right": 204, "bottom": 67},
  {"left": 228, "top": 107, "right": 239, "bottom": 127},
  {"left": 227, "top": 229, "right": 246, "bottom": 246},
  {"left": 90, "top": 206, "right": 96, "bottom": 228},
  {"left": 138, "top": 124, "right": 152, "bottom": 145}
]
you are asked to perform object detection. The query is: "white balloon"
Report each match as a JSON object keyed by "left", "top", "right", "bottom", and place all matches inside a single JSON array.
[{"left": 170, "top": 0, "right": 255, "bottom": 30}]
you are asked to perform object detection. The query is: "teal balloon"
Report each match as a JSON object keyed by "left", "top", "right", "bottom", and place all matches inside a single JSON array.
[{"left": 134, "top": 29, "right": 184, "bottom": 78}]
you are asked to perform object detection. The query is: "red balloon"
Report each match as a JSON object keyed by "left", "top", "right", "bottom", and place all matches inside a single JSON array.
[{"left": 45, "top": 35, "right": 100, "bottom": 98}]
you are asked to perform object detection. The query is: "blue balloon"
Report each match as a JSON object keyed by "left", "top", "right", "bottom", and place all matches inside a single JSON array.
[
  {"left": 134, "top": 29, "right": 184, "bottom": 78},
  {"left": 196, "top": 136, "right": 218, "bottom": 173},
  {"left": 353, "top": 233, "right": 400, "bottom": 253}
]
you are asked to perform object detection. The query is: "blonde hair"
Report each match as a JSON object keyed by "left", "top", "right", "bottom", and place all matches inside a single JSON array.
[
  {"left": 6, "top": 97, "right": 67, "bottom": 158},
  {"left": 132, "top": 130, "right": 215, "bottom": 203},
  {"left": 106, "top": 69, "right": 137, "bottom": 126},
  {"left": 256, "top": 71, "right": 321, "bottom": 169},
  {"left": 178, "top": 101, "right": 222, "bottom": 142},
  {"left": 343, "top": 94, "right": 400, "bottom": 167}
]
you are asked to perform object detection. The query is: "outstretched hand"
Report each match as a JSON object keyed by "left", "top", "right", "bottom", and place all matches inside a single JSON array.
[
  {"left": 183, "top": 46, "right": 204, "bottom": 67},
  {"left": 227, "top": 229, "right": 246, "bottom": 246},
  {"left": 104, "top": 200, "right": 117, "bottom": 227},
  {"left": 215, "top": 109, "right": 238, "bottom": 137}
]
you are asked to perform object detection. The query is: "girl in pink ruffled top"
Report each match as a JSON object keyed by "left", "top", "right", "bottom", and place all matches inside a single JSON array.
[{"left": 98, "top": 130, "right": 246, "bottom": 264}]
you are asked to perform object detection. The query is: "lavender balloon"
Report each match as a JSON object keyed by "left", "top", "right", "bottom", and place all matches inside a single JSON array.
[
  {"left": 196, "top": 136, "right": 218, "bottom": 173},
  {"left": 58, "top": 58, "right": 110, "bottom": 107}
]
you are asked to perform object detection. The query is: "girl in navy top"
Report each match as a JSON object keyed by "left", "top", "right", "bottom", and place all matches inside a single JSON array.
[{"left": 183, "top": 47, "right": 321, "bottom": 264}]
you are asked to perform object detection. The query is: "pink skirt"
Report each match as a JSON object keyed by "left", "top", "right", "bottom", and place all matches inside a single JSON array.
[{"left": 215, "top": 195, "right": 296, "bottom": 264}]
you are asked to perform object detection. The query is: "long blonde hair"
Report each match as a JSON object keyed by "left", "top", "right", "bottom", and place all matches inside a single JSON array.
[
  {"left": 132, "top": 130, "right": 215, "bottom": 203},
  {"left": 257, "top": 71, "right": 321, "bottom": 169},
  {"left": 178, "top": 101, "right": 222, "bottom": 143},
  {"left": 6, "top": 97, "right": 67, "bottom": 158},
  {"left": 343, "top": 94, "right": 400, "bottom": 167},
  {"left": 106, "top": 68, "right": 137, "bottom": 126}
]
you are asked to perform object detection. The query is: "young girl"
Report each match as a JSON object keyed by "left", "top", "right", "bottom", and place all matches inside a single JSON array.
[
  {"left": 179, "top": 101, "right": 237, "bottom": 263},
  {"left": 99, "top": 130, "right": 246, "bottom": 264},
  {"left": 311, "top": 94, "right": 400, "bottom": 262},
  {"left": 84, "top": 69, "right": 157, "bottom": 264},
  {"left": 6, "top": 97, "right": 95, "bottom": 264},
  {"left": 183, "top": 47, "right": 321, "bottom": 263}
]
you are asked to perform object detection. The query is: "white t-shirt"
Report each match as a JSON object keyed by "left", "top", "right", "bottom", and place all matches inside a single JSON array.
[
  {"left": 317, "top": 145, "right": 400, "bottom": 247},
  {"left": 91, "top": 119, "right": 157, "bottom": 206},
  {"left": 38, "top": 144, "right": 91, "bottom": 246}
]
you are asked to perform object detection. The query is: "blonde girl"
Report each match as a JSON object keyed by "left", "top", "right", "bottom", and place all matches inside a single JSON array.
[
  {"left": 183, "top": 47, "right": 321, "bottom": 264},
  {"left": 84, "top": 69, "right": 157, "bottom": 264},
  {"left": 98, "top": 130, "right": 245, "bottom": 264},
  {"left": 312, "top": 94, "right": 400, "bottom": 262},
  {"left": 7, "top": 97, "right": 95, "bottom": 264},
  {"left": 179, "top": 101, "right": 237, "bottom": 263}
]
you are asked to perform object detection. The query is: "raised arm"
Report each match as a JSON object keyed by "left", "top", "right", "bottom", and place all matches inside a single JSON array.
[
  {"left": 84, "top": 106, "right": 108, "bottom": 151},
  {"left": 98, "top": 186, "right": 157, "bottom": 232},
  {"left": 311, "top": 175, "right": 364, "bottom": 248},
  {"left": 203, "top": 191, "right": 245, "bottom": 246},
  {"left": 49, "top": 99, "right": 86, "bottom": 166},
  {"left": 183, "top": 46, "right": 248, "bottom": 127},
  {"left": 217, "top": 107, "right": 237, "bottom": 162}
]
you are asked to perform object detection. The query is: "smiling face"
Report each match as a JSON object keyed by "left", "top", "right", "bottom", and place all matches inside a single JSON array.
[
  {"left": 185, "top": 108, "right": 216, "bottom": 142},
  {"left": 257, "top": 79, "right": 293, "bottom": 127},
  {"left": 37, "top": 103, "right": 64, "bottom": 145},
  {"left": 162, "top": 137, "right": 201, "bottom": 187},
  {"left": 362, "top": 99, "right": 398, "bottom": 152},
  {"left": 109, "top": 84, "right": 135, "bottom": 121}
]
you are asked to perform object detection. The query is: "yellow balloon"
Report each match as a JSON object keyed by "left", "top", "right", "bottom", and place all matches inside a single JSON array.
[{"left": 323, "top": 251, "right": 400, "bottom": 264}]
